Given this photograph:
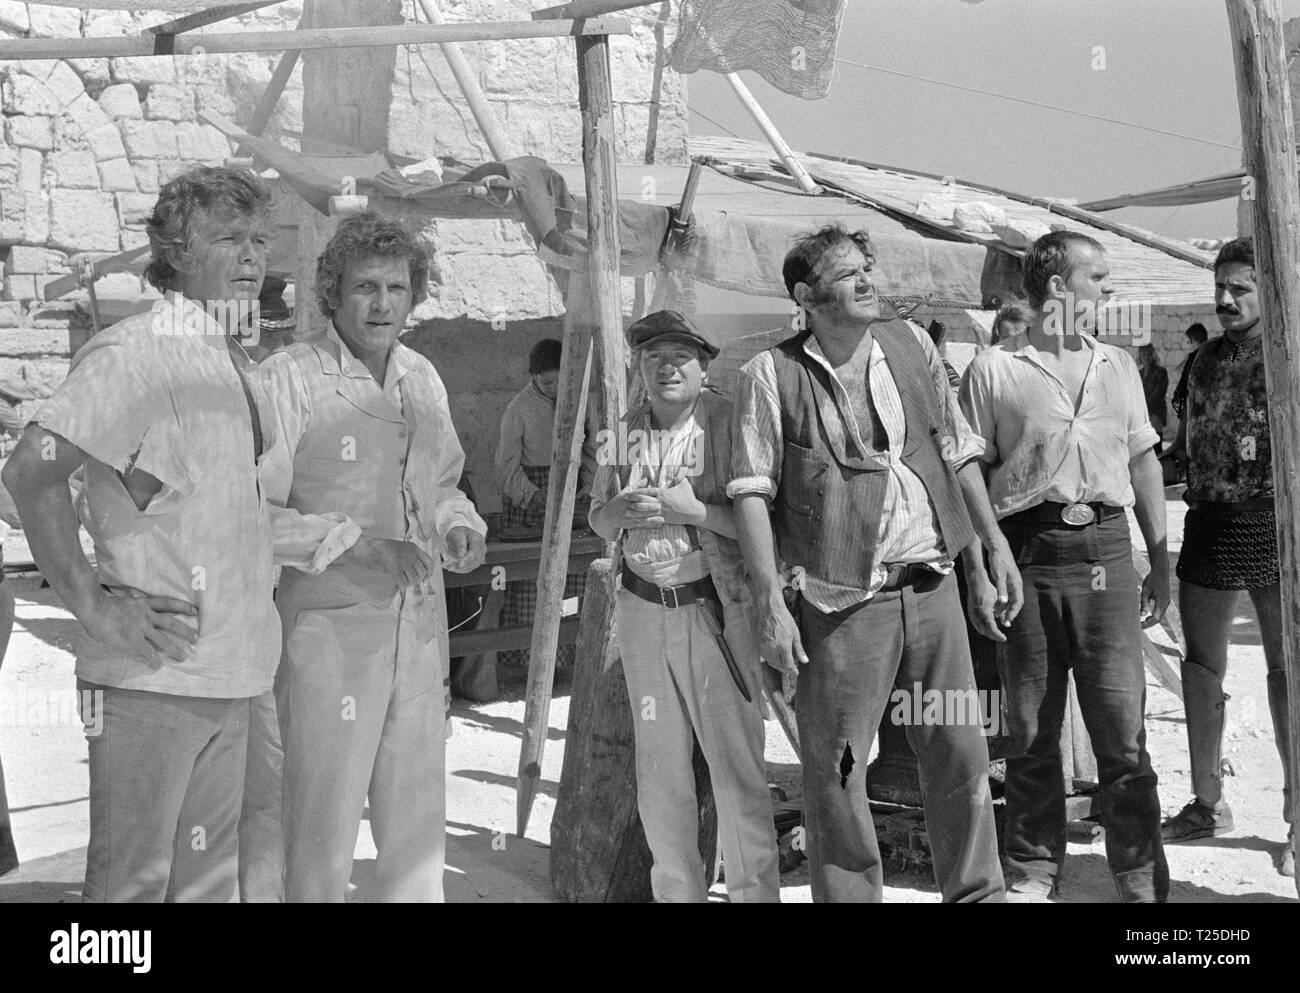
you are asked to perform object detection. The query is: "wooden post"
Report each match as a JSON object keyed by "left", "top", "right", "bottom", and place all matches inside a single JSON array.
[
  {"left": 415, "top": 0, "right": 517, "bottom": 161},
  {"left": 517, "top": 30, "right": 627, "bottom": 836},
  {"left": 1226, "top": 0, "right": 1300, "bottom": 895},
  {"left": 550, "top": 559, "right": 718, "bottom": 901},
  {"left": 724, "top": 73, "right": 822, "bottom": 195},
  {"left": 643, "top": 1, "right": 671, "bottom": 164}
]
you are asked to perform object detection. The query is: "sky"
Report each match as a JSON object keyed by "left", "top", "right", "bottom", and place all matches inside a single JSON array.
[{"left": 687, "top": 0, "right": 1300, "bottom": 241}]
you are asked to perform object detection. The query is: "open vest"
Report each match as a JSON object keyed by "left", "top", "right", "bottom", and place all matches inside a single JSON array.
[{"left": 770, "top": 321, "right": 974, "bottom": 589}]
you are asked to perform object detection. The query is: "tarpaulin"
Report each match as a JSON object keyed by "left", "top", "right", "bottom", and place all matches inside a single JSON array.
[{"left": 670, "top": 0, "right": 849, "bottom": 99}]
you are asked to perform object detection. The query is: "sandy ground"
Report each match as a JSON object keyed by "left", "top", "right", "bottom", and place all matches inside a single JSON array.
[{"left": 0, "top": 491, "right": 1295, "bottom": 903}]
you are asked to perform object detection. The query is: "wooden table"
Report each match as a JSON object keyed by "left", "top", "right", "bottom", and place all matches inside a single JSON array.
[{"left": 445, "top": 533, "right": 605, "bottom": 658}]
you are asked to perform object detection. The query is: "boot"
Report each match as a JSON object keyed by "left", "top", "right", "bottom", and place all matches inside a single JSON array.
[{"left": 1163, "top": 661, "right": 1233, "bottom": 842}]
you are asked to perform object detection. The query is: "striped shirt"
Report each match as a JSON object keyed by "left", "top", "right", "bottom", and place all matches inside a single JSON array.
[{"left": 728, "top": 322, "right": 983, "bottom": 612}]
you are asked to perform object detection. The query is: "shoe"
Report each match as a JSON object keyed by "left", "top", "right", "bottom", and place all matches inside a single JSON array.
[
  {"left": 1282, "top": 831, "right": 1296, "bottom": 878},
  {"left": 1161, "top": 798, "right": 1234, "bottom": 842},
  {"left": 1003, "top": 862, "right": 1057, "bottom": 903}
]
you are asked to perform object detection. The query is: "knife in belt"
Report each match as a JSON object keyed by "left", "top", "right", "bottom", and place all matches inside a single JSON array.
[{"left": 698, "top": 596, "right": 752, "bottom": 703}]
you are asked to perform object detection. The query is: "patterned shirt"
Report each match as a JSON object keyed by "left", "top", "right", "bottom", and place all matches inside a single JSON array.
[
  {"left": 729, "top": 321, "right": 983, "bottom": 612},
  {"left": 959, "top": 331, "right": 1159, "bottom": 520},
  {"left": 495, "top": 379, "right": 598, "bottom": 508},
  {"left": 1183, "top": 330, "right": 1272, "bottom": 503}
]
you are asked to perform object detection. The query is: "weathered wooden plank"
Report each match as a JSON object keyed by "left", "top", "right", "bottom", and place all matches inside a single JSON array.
[
  {"left": 1226, "top": 0, "right": 1300, "bottom": 893},
  {"left": 146, "top": 2, "right": 278, "bottom": 36},
  {"left": 0, "top": 17, "right": 632, "bottom": 60}
]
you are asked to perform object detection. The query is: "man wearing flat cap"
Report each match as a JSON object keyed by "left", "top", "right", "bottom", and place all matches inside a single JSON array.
[{"left": 589, "top": 309, "right": 780, "bottom": 902}]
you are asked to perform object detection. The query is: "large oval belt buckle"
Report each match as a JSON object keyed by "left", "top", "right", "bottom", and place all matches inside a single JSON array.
[{"left": 1061, "top": 503, "right": 1096, "bottom": 526}]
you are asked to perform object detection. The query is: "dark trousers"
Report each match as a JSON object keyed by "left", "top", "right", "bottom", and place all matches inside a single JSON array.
[
  {"left": 795, "top": 571, "right": 1004, "bottom": 903},
  {"left": 999, "top": 513, "right": 1169, "bottom": 902}
]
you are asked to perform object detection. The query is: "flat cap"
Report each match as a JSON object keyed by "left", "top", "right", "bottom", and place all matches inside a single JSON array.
[{"left": 626, "top": 309, "right": 719, "bottom": 359}]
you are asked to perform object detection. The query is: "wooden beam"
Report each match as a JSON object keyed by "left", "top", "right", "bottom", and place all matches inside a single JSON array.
[
  {"left": 1225, "top": 0, "right": 1300, "bottom": 897},
  {"left": 449, "top": 617, "right": 579, "bottom": 657},
  {"left": 0, "top": 18, "right": 633, "bottom": 60},
  {"left": 533, "top": 0, "right": 655, "bottom": 19},
  {"left": 415, "top": 0, "right": 516, "bottom": 161},
  {"left": 235, "top": 48, "right": 300, "bottom": 155},
  {"left": 146, "top": 2, "right": 279, "bottom": 36},
  {"left": 724, "top": 73, "right": 821, "bottom": 195},
  {"left": 517, "top": 30, "right": 627, "bottom": 838}
]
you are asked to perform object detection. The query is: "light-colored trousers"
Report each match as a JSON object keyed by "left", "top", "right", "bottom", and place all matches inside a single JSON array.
[
  {"left": 238, "top": 689, "right": 284, "bottom": 902},
  {"left": 615, "top": 589, "right": 780, "bottom": 903},
  {"left": 275, "top": 582, "right": 446, "bottom": 903},
  {"left": 80, "top": 680, "right": 249, "bottom": 903}
]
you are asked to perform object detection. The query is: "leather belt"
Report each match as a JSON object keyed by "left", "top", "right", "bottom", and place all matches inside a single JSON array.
[
  {"left": 1009, "top": 501, "right": 1125, "bottom": 528},
  {"left": 1186, "top": 496, "right": 1275, "bottom": 514},
  {"left": 620, "top": 569, "right": 717, "bottom": 609},
  {"left": 878, "top": 562, "right": 937, "bottom": 592}
]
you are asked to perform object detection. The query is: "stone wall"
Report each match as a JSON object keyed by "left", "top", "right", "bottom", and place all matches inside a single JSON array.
[{"left": 0, "top": 1, "right": 687, "bottom": 405}]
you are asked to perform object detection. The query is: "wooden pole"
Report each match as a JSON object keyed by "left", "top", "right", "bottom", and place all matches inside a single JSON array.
[
  {"left": 724, "top": 73, "right": 822, "bottom": 195},
  {"left": 234, "top": 48, "right": 302, "bottom": 157},
  {"left": 1225, "top": 0, "right": 1300, "bottom": 896},
  {"left": 0, "top": 18, "right": 633, "bottom": 60},
  {"left": 415, "top": 0, "right": 517, "bottom": 161},
  {"left": 145, "top": 2, "right": 279, "bottom": 36},
  {"left": 517, "top": 30, "right": 627, "bottom": 837},
  {"left": 643, "top": 1, "right": 670, "bottom": 165}
]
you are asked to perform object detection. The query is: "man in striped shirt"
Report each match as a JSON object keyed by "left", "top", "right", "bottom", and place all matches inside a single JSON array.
[{"left": 730, "top": 224, "right": 1019, "bottom": 903}]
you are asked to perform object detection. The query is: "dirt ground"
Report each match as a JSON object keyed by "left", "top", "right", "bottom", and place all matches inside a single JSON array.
[{"left": 0, "top": 491, "right": 1295, "bottom": 903}]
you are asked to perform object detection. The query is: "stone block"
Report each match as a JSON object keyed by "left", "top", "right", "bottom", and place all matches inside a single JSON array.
[
  {"left": 50, "top": 190, "right": 120, "bottom": 252},
  {"left": 110, "top": 56, "right": 178, "bottom": 87},
  {"left": 3, "top": 73, "right": 61, "bottom": 116},
  {"left": 0, "top": 357, "right": 70, "bottom": 400},
  {"left": 0, "top": 144, "right": 16, "bottom": 188},
  {"left": 98, "top": 83, "right": 142, "bottom": 119},
  {"left": 501, "top": 101, "right": 553, "bottom": 158},
  {"left": 174, "top": 122, "right": 230, "bottom": 162},
  {"left": 3, "top": 273, "right": 37, "bottom": 302},
  {"left": 6, "top": 245, "right": 65, "bottom": 274},
  {"left": 23, "top": 194, "right": 49, "bottom": 245},
  {"left": 49, "top": 149, "right": 100, "bottom": 189},
  {"left": 145, "top": 84, "right": 194, "bottom": 122},
  {"left": 132, "top": 160, "right": 160, "bottom": 193},
  {"left": 84, "top": 11, "right": 132, "bottom": 36},
  {"left": 0, "top": 1, "right": 28, "bottom": 33},
  {"left": 0, "top": 325, "right": 70, "bottom": 356},
  {"left": 0, "top": 300, "right": 22, "bottom": 327},
  {"left": 436, "top": 252, "right": 560, "bottom": 322},
  {"left": 68, "top": 58, "right": 113, "bottom": 90},
  {"left": 17, "top": 149, "right": 43, "bottom": 194},
  {"left": 84, "top": 121, "right": 127, "bottom": 161},
  {"left": 116, "top": 193, "right": 157, "bottom": 229},
  {"left": 6, "top": 115, "right": 54, "bottom": 151},
  {"left": 482, "top": 39, "right": 554, "bottom": 98},
  {"left": 26, "top": 4, "right": 81, "bottom": 38},
  {"left": 121, "top": 119, "right": 179, "bottom": 160},
  {"left": 120, "top": 227, "right": 150, "bottom": 251},
  {"left": 45, "top": 61, "right": 85, "bottom": 109},
  {"left": 98, "top": 158, "right": 138, "bottom": 192},
  {"left": 63, "top": 91, "right": 112, "bottom": 137}
]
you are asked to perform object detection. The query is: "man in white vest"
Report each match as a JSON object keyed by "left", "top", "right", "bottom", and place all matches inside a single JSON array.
[{"left": 258, "top": 212, "right": 486, "bottom": 902}]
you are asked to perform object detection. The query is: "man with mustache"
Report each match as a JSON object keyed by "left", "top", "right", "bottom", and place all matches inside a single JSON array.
[
  {"left": 730, "top": 224, "right": 1015, "bottom": 903},
  {"left": 1162, "top": 238, "right": 1294, "bottom": 877},
  {"left": 960, "top": 231, "right": 1171, "bottom": 902}
]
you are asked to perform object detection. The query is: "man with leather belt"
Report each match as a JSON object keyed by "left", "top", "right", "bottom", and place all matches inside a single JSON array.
[
  {"left": 960, "top": 230, "right": 1171, "bottom": 902},
  {"left": 1161, "top": 238, "right": 1294, "bottom": 877},
  {"left": 589, "top": 310, "right": 779, "bottom": 902},
  {"left": 731, "top": 224, "right": 1017, "bottom": 903}
]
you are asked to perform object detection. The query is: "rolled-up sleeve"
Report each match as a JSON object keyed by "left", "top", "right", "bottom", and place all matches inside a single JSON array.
[
  {"left": 727, "top": 353, "right": 783, "bottom": 499},
  {"left": 425, "top": 369, "right": 487, "bottom": 544},
  {"left": 256, "top": 352, "right": 362, "bottom": 575},
  {"left": 913, "top": 323, "right": 984, "bottom": 471},
  {"left": 1120, "top": 352, "right": 1161, "bottom": 457},
  {"left": 958, "top": 357, "right": 1000, "bottom": 466},
  {"left": 35, "top": 328, "right": 168, "bottom": 483}
]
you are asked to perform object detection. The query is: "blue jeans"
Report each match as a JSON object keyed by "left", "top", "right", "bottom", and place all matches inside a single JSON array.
[{"left": 998, "top": 513, "right": 1169, "bottom": 902}]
